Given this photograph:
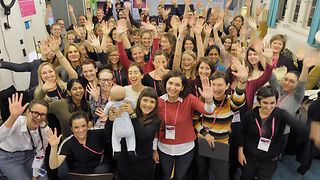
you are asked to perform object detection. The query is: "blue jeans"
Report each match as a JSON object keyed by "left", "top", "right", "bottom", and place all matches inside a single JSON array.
[{"left": 0, "top": 149, "right": 48, "bottom": 180}]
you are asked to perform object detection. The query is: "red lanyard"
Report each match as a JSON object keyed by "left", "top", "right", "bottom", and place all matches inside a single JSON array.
[
  {"left": 164, "top": 100, "right": 180, "bottom": 125},
  {"left": 277, "top": 93, "right": 291, "bottom": 107},
  {"left": 112, "top": 69, "right": 123, "bottom": 86},
  {"left": 202, "top": 97, "right": 225, "bottom": 125},
  {"left": 255, "top": 117, "right": 275, "bottom": 139},
  {"left": 83, "top": 144, "right": 104, "bottom": 155}
]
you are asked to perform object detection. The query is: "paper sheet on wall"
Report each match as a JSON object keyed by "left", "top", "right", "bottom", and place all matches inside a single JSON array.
[{"left": 18, "top": 0, "right": 36, "bottom": 17}]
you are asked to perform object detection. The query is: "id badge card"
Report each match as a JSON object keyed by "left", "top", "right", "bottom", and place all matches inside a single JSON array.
[
  {"left": 38, "top": 168, "right": 47, "bottom": 177},
  {"left": 165, "top": 125, "right": 175, "bottom": 140},
  {"left": 257, "top": 137, "right": 271, "bottom": 152},
  {"left": 32, "top": 155, "right": 45, "bottom": 169}
]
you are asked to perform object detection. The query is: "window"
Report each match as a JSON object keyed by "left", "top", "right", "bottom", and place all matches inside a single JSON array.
[
  {"left": 293, "top": 0, "right": 302, "bottom": 22},
  {"left": 277, "top": 0, "right": 288, "bottom": 21},
  {"left": 307, "top": 0, "right": 317, "bottom": 27}
]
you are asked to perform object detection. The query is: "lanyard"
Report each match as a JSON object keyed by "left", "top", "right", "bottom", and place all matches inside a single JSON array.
[
  {"left": 83, "top": 144, "right": 104, "bottom": 155},
  {"left": 154, "top": 80, "right": 157, "bottom": 92},
  {"left": 164, "top": 101, "right": 180, "bottom": 125},
  {"left": 272, "top": 57, "right": 279, "bottom": 68},
  {"left": 277, "top": 93, "right": 291, "bottom": 107},
  {"left": 56, "top": 87, "right": 63, "bottom": 99},
  {"left": 255, "top": 117, "right": 275, "bottom": 139},
  {"left": 27, "top": 127, "right": 44, "bottom": 151},
  {"left": 112, "top": 69, "right": 123, "bottom": 86},
  {"left": 194, "top": 85, "right": 199, "bottom": 98},
  {"left": 202, "top": 97, "right": 226, "bottom": 125}
]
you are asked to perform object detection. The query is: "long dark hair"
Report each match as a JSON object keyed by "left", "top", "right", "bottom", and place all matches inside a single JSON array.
[
  {"left": 135, "top": 88, "right": 159, "bottom": 125},
  {"left": 67, "top": 79, "right": 89, "bottom": 113}
]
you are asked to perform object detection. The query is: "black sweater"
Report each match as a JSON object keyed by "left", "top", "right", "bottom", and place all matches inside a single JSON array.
[
  {"left": 0, "top": 59, "right": 43, "bottom": 91},
  {"left": 239, "top": 107, "right": 309, "bottom": 161}
]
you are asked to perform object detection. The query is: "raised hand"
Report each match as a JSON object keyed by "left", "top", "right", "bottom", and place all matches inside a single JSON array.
[
  {"left": 256, "top": 5, "right": 264, "bottom": 17},
  {"left": 231, "top": 57, "right": 248, "bottom": 83},
  {"left": 240, "top": 26, "right": 247, "bottom": 36},
  {"left": 136, "top": 0, "right": 142, "bottom": 8},
  {"left": 141, "top": 21, "right": 156, "bottom": 31},
  {"left": 196, "top": 0, "right": 203, "bottom": 9},
  {"left": 170, "top": 15, "right": 180, "bottom": 30},
  {"left": 245, "top": 0, "right": 252, "bottom": 8},
  {"left": 47, "top": 128, "right": 62, "bottom": 147},
  {"left": 303, "top": 55, "right": 318, "bottom": 69},
  {"left": 204, "top": 24, "right": 213, "bottom": 36},
  {"left": 247, "top": 17, "right": 257, "bottom": 30},
  {"left": 296, "top": 48, "right": 305, "bottom": 61},
  {"left": 226, "top": 0, "right": 232, "bottom": 9},
  {"left": 193, "top": 18, "right": 205, "bottom": 35},
  {"left": 40, "top": 39, "right": 51, "bottom": 56},
  {"left": 262, "top": 43, "right": 273, "bottom": 60},
  {"left": 87, "top": 82, "right": 100, "bottom": 102},
  {"left": 184, "top": 0, "right": 192, "bottom": 5},
  {"left": 100, "top": 21, "right": 111, "bottom": 35},
  {"left": 47, "top": 36, "right": 60, "bottom": 53},
  {"left": 116, "top": 19, "right": 128, "bottom": 35},
  {"left": 68, "top": 4, "right": 74, "bottom": 13},
  {"left": 95, "top": 107, "right": 108, "bottom": 122},
  {"left": 85, "top": 21, "right": 94, "bottom": 32},
  {"left": 162, "top": 8, "right": 171, "bottom": 20},
  {"left": 213, "top": 19, "right": 223, "bottom": 32},
  {"left": 178, "top": 18, "right": 188, "bottom": 35},
  {"left": 199, "top": 77, "right": 214, "bottom": 102},
  {"left": 88, "top": 34, "right": 101, "bottom": 49},
  {"left": 8, "top": 93, "right": 29, "bottom": 118},
  {"left": 42, "top": 79, "right": 57, "bottom": 92}
]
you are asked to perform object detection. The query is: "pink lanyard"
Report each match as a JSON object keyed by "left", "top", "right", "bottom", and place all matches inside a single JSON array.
[
  {"left": 272, "top": 57, "right": 279, "bottom": 68},
  {"left": 255, "top": 117, "right": 275, "bottom": 139},
  {"left": 202, "top": 97, "right": 225, "bottom": 125},
  {"left": 195, "top": 85, "right": 199, "bottom": 98},
  {"left": 112, "top": 69, "right": 123, "bottom": 86},
  {"left": 83, "top": 144, "right": 104, "bottom": 155},
  {"left": 277, "top": 93, "right": 291, "bottom": 107},
  {"left": 56, "top": 88, "right": 62, "bottom": 99},
  {"left": 164, "top": 101, "right": 180, "bottom": 125},
  {"left": 154, "top": 80, "right": 157, "bottom": 92}
]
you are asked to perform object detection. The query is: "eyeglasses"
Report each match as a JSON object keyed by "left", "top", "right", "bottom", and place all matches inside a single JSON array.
[
  {"left": 29, "top": 110, "right": 47, "bottom": 119},
  {"left": 99, "top": 78, "right": 113, "bottom": 83}
]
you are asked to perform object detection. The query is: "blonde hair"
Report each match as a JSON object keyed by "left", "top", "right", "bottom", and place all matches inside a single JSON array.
[
  {"left": 182, "top": 50, "right": 197, "bottom": 80},
  {"left": 34, "top": 62, "right": 67, "bottom": 101}
]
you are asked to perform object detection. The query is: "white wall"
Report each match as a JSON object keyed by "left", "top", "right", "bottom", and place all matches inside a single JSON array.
[{"left": 0, "top": 0, "right": 47, "bottom": 91}]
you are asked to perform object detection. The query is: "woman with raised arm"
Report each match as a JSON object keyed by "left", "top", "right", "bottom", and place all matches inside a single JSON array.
[
  {"left": 0, "top": 93, "right": 49, "bottom": 180},
  {"left": 195, "top": 58, "right": 247, "bottom": 180},
  {"left": 142, "top": 50, "right": 170, "bottom": 96},
  {"left": 153, "top": 70, "right": 216, "bottom": 180},
  {"left": 33, "top": 62, "right": 67, "bottom": 102},
  {"left": 117, "top": 21, "right": 159, "bottom": 74},
  {"left": 48, "top": 112, "right": 112, "bottom": 174}
]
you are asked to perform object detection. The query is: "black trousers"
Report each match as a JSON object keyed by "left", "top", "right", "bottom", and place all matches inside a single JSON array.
[{"left": 241, "top": 156, "right": 278, "bottom": 180}]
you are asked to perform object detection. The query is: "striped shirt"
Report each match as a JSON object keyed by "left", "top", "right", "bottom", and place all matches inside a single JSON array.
[{"left": 195, "top": 88, "right": 245, "bottom": 144}]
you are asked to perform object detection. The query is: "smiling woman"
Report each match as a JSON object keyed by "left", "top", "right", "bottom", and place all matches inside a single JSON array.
[
  {"left": 0, "top": 93, "right": 49, "bottom": 180},
  {"left": 47, "top": 79, "right": 89, "bottom": 139}
]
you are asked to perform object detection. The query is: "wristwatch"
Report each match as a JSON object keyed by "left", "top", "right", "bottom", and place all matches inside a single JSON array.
[{"left": 129, "top": 112, "right": 137, "bottom": 119}]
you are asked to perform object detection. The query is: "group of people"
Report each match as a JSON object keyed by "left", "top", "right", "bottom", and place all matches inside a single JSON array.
[{"left": 1, "top": 0, "right": 320, "bottom": 180}]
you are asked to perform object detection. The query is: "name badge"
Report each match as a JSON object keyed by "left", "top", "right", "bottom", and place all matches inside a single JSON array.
[
  {"left": 38, "top": 168, "right": 47, "bottom": 177},
  {"left": 257, "top": 137, "right": 271, "bottom": 152},
  {"left": 32, "top": 155, "right": 45, "bottom": 169},
  {"left": 165, "top": 125, "right": 175, "bottom": 140}
]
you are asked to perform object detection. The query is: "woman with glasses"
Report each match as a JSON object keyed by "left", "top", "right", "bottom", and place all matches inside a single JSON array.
[
  {"left": 87, "top": 69, "right": 115, "bottom": 126},
  {"left": 100, "top": 45, "right": 128, "bottom": 86},
  {"left": 0, "top": 93, "right": 49, "bottom": 180}
]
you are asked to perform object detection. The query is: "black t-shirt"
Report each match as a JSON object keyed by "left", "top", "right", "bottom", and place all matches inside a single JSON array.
[
  {"left": 59, "top": 129, "right": 109, "bottom": 173},
  {"left": 47, "top": 86, "right": 67, "bottom": 102}
]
